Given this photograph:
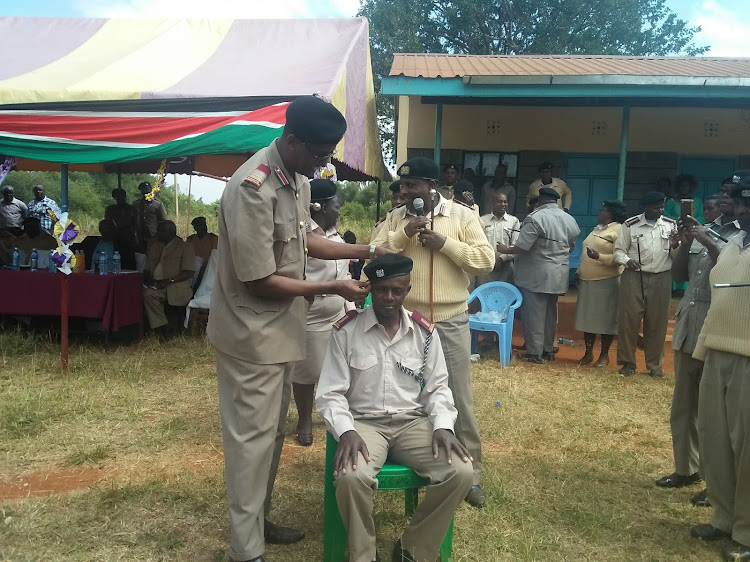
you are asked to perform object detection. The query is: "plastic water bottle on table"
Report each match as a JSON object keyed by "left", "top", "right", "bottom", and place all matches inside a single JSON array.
[
  {"left": 112, "top": 251, "right": 121, "bottom": 274},
  {"left": 30, "top": 248, "right": 38, "bottom": 271}
]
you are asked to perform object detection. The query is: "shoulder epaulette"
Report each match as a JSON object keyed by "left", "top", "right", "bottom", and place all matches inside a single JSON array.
[
  {"left": 625, "top": 215, "right": 640, "bottom": 226},
  {"left": 242, "top": 164, "right": 271, "bottom": 189},
  {"left": 662, "top": 216, "right": 676, "bottom": 224},
  {"left": 333, "top": 309, "right": 359, "bottom": 330},
  {"left": 411, "top": 310, "right": 434, "bottom": 333}
]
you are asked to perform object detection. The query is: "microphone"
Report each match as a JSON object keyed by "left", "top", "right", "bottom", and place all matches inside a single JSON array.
[{"left": 413, "top": 198, "right": 425, "bottom": 216}]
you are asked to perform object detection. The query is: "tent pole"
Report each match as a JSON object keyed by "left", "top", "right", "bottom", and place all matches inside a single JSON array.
[
  {"left": 173, "top": 173, "right": 179, "bottom": 227},
  {"left": 186, "top": 174, "right": 193, "bottom": 239},
  {"left": 60, "top": 164, "right": 69, "bottom": 213},
  {"left": 376, "top": 179, "right": 382, "bottom": 222}
]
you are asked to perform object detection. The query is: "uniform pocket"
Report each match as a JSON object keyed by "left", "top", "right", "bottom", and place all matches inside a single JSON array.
[
  {"left": 350, "top": 354, "right": 378, "bottom": 372},
  {"left": 273, "top": 220, "right": 300, "bottom": 266},
  {"left": 235, "top": 291, "right": 280, "bottom": 313}
]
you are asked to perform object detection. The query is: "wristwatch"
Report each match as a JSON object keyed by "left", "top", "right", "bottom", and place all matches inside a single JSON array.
[{"left": 369, "top": 244, "right": 376, "bottom": 259}]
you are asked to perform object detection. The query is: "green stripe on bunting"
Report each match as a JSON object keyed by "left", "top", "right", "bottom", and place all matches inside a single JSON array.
[{"left": 0, "top": 123, "right": 282, "bottom": 164}]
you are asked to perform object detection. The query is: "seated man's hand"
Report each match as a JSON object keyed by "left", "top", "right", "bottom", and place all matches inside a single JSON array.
[
  {"left": 432, "top": 428, "right": 472, "bottom": 465},
  {"left": 153, "top": 279, "right": 171, "bottom": 290},
  {"left": 333, "top": 430, "right": 370, "bottom": 477}
]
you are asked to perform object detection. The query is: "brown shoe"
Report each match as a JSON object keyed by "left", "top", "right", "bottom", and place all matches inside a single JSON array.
[
  {"left": 723, "top": 540, "right": 750, "bottom": 561},
  {"left": 465, "top": 485, "right": 486, "bottom": 508},
  {"left": 690, "top": 523, "right": 731, "bottom": 541}
]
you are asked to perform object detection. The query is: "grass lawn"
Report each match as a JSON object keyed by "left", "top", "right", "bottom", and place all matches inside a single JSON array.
[{"left": 0, "top": 330, "right": 717, "bottom": 561}]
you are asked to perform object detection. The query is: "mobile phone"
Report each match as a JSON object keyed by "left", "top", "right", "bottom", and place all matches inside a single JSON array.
[{"left": 680, "top": 198, "right": 694, "bottom": 222}]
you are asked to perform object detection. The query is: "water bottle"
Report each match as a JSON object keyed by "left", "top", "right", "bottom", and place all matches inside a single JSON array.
[
  {"left": 557, "top": 337, "right": 574, "bottom": 346},
  {"left": 30, "top": 248, "right": 38, "bottom": 271},
  {"left": 112, "top": 251, "right": 121, "bottom": 274},
  {"left": 11, "top": 247, "right": 20, "bottom": 271},
  {"left": 99, "top": 251, "right": 108, "bottom": 275},
  {"left": 48, "top": 252, "right": 57, "bottom": 273}
]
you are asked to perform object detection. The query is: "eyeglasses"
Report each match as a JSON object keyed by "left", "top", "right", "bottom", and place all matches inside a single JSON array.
[{"left": 302, "top": 142, "right": 338, "bottom": 162}]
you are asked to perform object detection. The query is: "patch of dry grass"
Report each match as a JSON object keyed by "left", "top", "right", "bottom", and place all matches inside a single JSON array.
[{"left": 0, "top": 332, "right": 720, "bottom": 561}]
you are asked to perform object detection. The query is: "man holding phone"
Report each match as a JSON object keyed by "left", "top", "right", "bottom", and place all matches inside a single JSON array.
[{"left": 614, "top": 191, "right": 680, "bottom": 377}]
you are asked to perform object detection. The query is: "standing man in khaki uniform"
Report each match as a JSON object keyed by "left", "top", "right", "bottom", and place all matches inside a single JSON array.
[
  {"left": 316, "top": 254, "right": 473, "bottom": 562},
  {"left": 497, "top": 187, "right": 580, "bottom": 363},
  {"left": 208, "top": 96, "right": 386, "bottom": 562},
  {"left": 478, "top": 190, "right": 520, "bottom": 285},
  {"left": 437, "top": 163, "right": 460, "bottom": 200},
  {"left": 527, "top": 162, "right": 572, "bottom": 212},
  {"left": 133, "top": 181, "right": 168, "bottom": 251},
  {"left": 370, "top": 156, "right": 494, "bottom": 508},
  {"left": 614, "top": 191, "right": 679, "bottom": 377},
  {"left": 656, "top": 193, "right": 739, "bottom": 499},
  {"left": 480, "top": 163, "right": 516, "bottom": 216},
  {"left": 688, "top": 174, "right": 750, "bottom": 562}
]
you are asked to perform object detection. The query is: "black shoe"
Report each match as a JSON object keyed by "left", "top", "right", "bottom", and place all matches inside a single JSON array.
[
  {"left": 391, "top": 539, "right": 416, "bottom": 562},
  {"left": 295, "top": 433, "right": 313, "bottom": 446},
  {"left": 541, "top": 351, "right": 556, "bottom": 362},
  {"left": 691, "top": 489, "right": 710, "bottom": 507},
  {"left": 649, "top": 369, "right": 663, "bottom": 378},
  {"left": 655, "top": 472, "right": 701, "bottom": 488},
  {"left": 465, "top": 485, "right": 486, "bottom": 508},
  {"left": 690, "top": 523, "right": 731, "bottom": 541},
  {"left": 518, "top": 354, "right": 543, "bottom": 364},
  {"left": 553, "top": 346, "right": 559, "bottom": 353},
  {"left": 618, "top": 363, "right": 636, "bottom": 377},
  {"left": 723, "top": 540, "right": 750, "bottom": 561},
  {"left": 264, "top": 519, "right": 304, "bottom": 544}
]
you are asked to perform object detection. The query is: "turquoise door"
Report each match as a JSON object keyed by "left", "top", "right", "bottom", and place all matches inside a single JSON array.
[
  {"left": 678, "top": 156, "right": 738, "bottom": 199},
  {"left": 563, "top": 155, "right": 620, "bottom": 279}
]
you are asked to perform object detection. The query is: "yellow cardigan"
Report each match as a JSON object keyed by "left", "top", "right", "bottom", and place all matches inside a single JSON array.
[{"left": 576, "top": 222, "right": 624, "bottom": 281}]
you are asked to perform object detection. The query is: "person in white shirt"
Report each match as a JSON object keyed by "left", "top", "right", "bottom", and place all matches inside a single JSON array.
[
  {"left": 478, "top": 191, "right": 520, "bottom": 284},
  {"left": 316, "top": 253, "right": 473, "bottom": 562}
]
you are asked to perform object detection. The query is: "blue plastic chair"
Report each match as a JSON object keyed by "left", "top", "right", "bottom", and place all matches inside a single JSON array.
[{"left": 468, "top": 282, "right": 522, "bottom": 366}]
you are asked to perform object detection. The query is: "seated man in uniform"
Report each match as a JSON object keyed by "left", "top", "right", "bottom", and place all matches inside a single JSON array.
[
  {"left": 316, "top": 253, "right": 473, "bottom": 562},
  {"left": 143, "top": 220, "right": 195, "bottom": 336},
  {"left": 186, "top": 216, "right": 219, "bottom": 263},
  {"left": 16, "top": 216, "right": 58, "bottom": 263}
]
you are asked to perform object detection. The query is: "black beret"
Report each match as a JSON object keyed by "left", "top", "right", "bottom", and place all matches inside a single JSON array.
[
  {"left": 138, "top": 181, "right": 153, "bottom": 191},
  {"left": 191, "top": 216, "right": 206, "bottom": 225},
  {"left": 310, "top": 178, "right": 337, "bottom": 202},
  {"left": 640, "top": 190, "right": 666, "bottom": 206},
  {"left": 538, "top": 161, "right": 553, "bottom": 171},
  {"left": 285, "top": 96, "right": 346, "bottom": 145},
  {"left": 363, "top": 253, "right": 413, "bottom": 283},
  {"left": 731, "top": 175, "right": 750, "bottom": 199},
  {"left": 397, "top": 157, "right": 439, "bottom": 181},
  {"left": 732, "top": 169, "right": 750, "bottom": 184},
  {"left": 389, "top": 180, "right": 402, "bottom": 194},
  {"left": 454, "top": 180, "right": 474, "bottom": 192},
  {"left": 444, "top": 164, "right": 458, "bottom": 171},
  {"left": 539, "top": 187, "right": 560, "bottom": 200}
]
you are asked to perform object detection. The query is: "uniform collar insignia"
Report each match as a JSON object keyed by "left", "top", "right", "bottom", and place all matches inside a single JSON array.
[{"left": 273, "top": 166, "right": 290, "bottom": 187}]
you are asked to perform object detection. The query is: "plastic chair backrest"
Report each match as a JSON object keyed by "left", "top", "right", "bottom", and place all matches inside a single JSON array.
[{"left": 468, "top": 281, "right": 522, "bottom": 313}]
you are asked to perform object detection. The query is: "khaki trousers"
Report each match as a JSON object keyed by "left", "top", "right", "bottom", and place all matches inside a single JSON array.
[
  {"left": 335, "top": 414, "right": 473, "bottom": 562},
  {"left": 617, "top": 269, "right": 671, "bottom": 371},
  {"left": 143, "top": 286, "right": 169, "bottom": 329},
  {"left": 435, "top": 312, "right": 482, "bottom": 484},
  {"left": 698, "top": 350, "right": 750, "bottom": 547},
  {"left": 518, "top": 288, "right": 558, "bottom": 357},
  {"left": 671, "top": 350, "right": 701, "bottom": 476},
  {"left": 216, "top": 350, "right": 293, "bottom": 561}
]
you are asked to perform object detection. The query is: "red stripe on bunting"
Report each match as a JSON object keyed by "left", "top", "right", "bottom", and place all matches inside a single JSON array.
[{"left": 0, "top": 103, "right": 288, "bottom": 145}]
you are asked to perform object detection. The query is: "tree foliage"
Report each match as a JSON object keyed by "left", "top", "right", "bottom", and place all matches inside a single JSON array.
[{"left": 359, "top": 0, "right": 709, "bottom": 161}]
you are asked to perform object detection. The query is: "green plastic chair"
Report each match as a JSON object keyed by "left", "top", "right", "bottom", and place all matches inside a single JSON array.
[{"left": 323, "top": 432, "right": 454, "bottom": 561}]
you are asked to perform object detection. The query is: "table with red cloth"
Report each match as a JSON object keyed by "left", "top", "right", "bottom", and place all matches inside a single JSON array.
[{"left": 0, "top": 270, "right": 144, "bottom": 333}]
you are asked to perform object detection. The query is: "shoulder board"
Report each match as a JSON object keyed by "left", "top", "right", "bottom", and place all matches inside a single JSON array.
[
  {"left": 242, "top": 164, "right": 271, "bottom": 189},
  {"left": 333, "top": 309, "right": 359, "bottom": 330},
  {"left": 411, "top": 310, "right": 434, "bottom": 333},
  {"left": 625, "top": 216, "right": 640, "bottom": 226},
  {"left": 662, "top": 216, "right": 676, "bottom": 224},
  {"left": 452, "top": 198, "right": 472, "bottom": 210}
]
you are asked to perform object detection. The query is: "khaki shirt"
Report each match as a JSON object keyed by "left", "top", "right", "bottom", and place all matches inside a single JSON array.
[
  {"left": 614, "top": 214, "right": 678, "bottom": 274},
  {"left": 514, "top": 203, "right": 580, "bottom": 294},
  {"left": 186, "top": 232, "right": 218, "bottom": 263},
  {"left": 146, "top": 236, "right": 195, "bottom": 280},
  {"left": 0, "top": 198, "right": 28, "bottom": 229},
  {"left": 315, "top": 306, "right": 457, "bottom": 440},
  {"left": 673, "top": 216, "right": 740, "bottom": 354},
  {"left": 306, "top": 218, "right": 350, "bottom": 330},
  {"left": 133, "top": 198, "right": 168, "bottom": 240},
  {"left": 481, "top": 212, "right": 520, "bottom": 264},
  {"left": 437, "top": 185, "right": 455, "bottom": 200},
  {"left": 207, "top": 140, "right": 311, "bottom": 364},
  {"left": 16, "top": 232, "right": 58, "bottom": 260},
  {"left": 527, "top": 178, "right": 572, "bottom": 210}
]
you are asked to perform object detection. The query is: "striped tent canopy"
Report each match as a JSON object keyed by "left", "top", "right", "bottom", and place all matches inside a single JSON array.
[{"left": 0, "top": 17, "right": 390, "bottom": 180}]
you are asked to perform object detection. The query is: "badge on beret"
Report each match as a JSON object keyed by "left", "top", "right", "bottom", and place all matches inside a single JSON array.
[
  {"left": 743, "top": 189, "right": 750, "bottom": 197},
  {"left": 376, "top": 269, "right": 385, "bottom": 278},
  {"left": 243, "top": 164, "right": 270, "bottom": 189},
  {"left": 401, "top": 166, "right": 410, "bottom": 175},
  {"left": 273, "top": 166, "right": 290, "bottom": 186}
]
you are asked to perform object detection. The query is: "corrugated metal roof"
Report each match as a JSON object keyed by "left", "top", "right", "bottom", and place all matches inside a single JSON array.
[{"left": 389, "top": 54, "right": 750, "bottom": 78}]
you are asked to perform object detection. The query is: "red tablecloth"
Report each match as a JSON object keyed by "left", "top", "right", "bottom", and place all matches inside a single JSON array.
[{"left": 0, "top": 270, "right": 144, "bottom": 332}]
